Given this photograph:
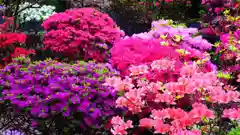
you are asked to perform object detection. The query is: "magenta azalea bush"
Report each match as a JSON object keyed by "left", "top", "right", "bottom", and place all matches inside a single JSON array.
[
  {"left": 200, "top": 0, "right": 239, "bottom": 36},
  {"left": 212, "top": 29, "right": 240, "bottom": 88},
  {"left": 42, "top": 8, "right": 124, "bottom": 62},
  {"left": 0, "top": 56, "right": 122, "bottom": 134},
  {"left": 111, "top": 20, "right": 216, "bottom": 76},
  {"left": 215, "top": 30, "right": 240, "bottom": 72}
]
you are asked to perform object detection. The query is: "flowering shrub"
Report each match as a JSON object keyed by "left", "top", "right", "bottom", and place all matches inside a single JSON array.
[
  {"left": 0, "top": 57, "right": 121, "bottom": 134},
  {"left": 0, "top": 17, "right": 26, "bottom": 48},
  {"left": 111, "top": 20, "right": 216, "bottom": 76},
  {"left": 18, "top": 2, "right": 56, "bottom": 23},
  {"left": 200, "top": 0, "right": 239, "bottom": 36},
  {"left": 0, "top": 17, "right": 29, "bottom": 67},
  {"left": 212, "top": 29, "right": 240, "bottom": 86},
  {"left": 42, "top": 8, "right": 124, "bottom": 62},
  {"left": 104, "top": 60, "right": 240, "bottom": 135}
]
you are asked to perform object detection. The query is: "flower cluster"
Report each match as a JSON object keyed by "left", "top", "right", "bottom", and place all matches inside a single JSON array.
[
  {"left": 111, "top": 20, "right": 216, "bottom": 76},
  {"left": 0, "top": 17, "right": 26, "bottom": 49},
  {"left": 0, "top": 33, "right": 26, "bottom": 48},
  {"left": 0, "top": 57, "right": 120, "bottom": 129},
  {"left": 11, "top": 47, "right": 35, "bottom": 58},
  {"left": 111, "top": 116, "right": 133, "bottom": 135},
  {"left": 105, "top": 60, "right": 240, "bottom": 135},
  {"left": 0, "top": 17, "right": 28, "bottom": 67},
  {"left": 42, "top": 8, "right": 124, "bottom": 62},
  {"left": 1, "top": 130, "right": 24, "bottom": 135},
  {"left": 134, "top": 19, "right": 212, "bottom": 51},
  {"left": 18, "top": 2, "right": 56, "bottom": 23}
]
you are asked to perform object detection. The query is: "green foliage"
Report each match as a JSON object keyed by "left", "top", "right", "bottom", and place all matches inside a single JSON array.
[
  {"left": 228, "top": 127, "right": 240, "bottom": 135},
  {"left": 109, "top": 0, "right": 150, "bottom": 24},
  {"left": 42, "top": 0, "right": 65, "bottom": 12}
]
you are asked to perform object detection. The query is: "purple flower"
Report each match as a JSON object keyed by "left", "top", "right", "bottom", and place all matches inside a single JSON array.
[
  {"left": 2, "top": 130, "right": 24, "bottom": 135},
  {"left": 90, "top": 108, "right": 101, "bottom": 118},
  {"left": 77, "top": 100, "right": 90, "bottom": 113}
]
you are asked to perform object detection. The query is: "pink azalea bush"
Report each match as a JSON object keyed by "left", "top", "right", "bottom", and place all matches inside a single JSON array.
[
  {"left": 104, "top": 60, "right": 240, "bottom": 135},
  {"left": 42, "top": 8, "right": 124, "bottom": 62}
]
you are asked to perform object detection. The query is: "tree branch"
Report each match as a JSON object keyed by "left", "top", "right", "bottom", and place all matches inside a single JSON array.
[{"left": 12, "top": 0, "right": 21, "bottom": 31}]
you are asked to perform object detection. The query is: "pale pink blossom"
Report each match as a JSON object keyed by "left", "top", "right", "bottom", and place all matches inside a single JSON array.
[{"left": 129, "top": 64, "right": 149, "bottom": 76}]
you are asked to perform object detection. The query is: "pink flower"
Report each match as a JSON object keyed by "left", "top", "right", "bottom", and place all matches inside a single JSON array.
[
  {"left": 210, "top": 89, "right": 240, "bottom": 104},
  {"left": 188, "top": 103, "right": 215, "bottom": 122},
  {"left": 151, "top": 59, "right": 175, "bottom": 71},
  {"left": 222, "top": 108, "right": 240, "bottom": 120},
  {"left": 171, "top": 129, "right": 202, "bottom": 135},
  {"left": 129, "top": 64, "right": 149, "bottom": 76},
  {"left": 165, "top": 0, "right": 174, "bottom": 2},
  {"left": 139, "top": 118, "right": 154, "bottom": 128},
  {"left": 237, "top": 74, "right": 240, "bottom": 82},
  {"left": 116, "top": 88, "right": 145, "bottom": 113},
  {"left": 180, "top": 63, "right": 199, "bottom": 77},
  {"left": 153, "top": 119, "right": 171, "bottom": 134},
  {"left": 214, "top": 7, "right": 224, "bottom": 14},
  {"left": 111, "top": 116, "right": 133, "bottom": 135},
  {"left": 151, "top": 109, "right": 171, "bottom": 119},
  {"left": 155, "top": 92, "right": 176, "bottom": 105},
  {"left": 104, "top": 77, "right": 134, "bottom": 91}
]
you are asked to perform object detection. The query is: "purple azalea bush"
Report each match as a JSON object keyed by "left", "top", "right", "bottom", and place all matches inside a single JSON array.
[{"left": 0, "top": 57, "right": 121, "bottom": 134}]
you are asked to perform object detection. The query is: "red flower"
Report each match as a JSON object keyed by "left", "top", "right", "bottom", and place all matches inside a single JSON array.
[{"left": 11, "top": 47, "right": 35, "bottom": 58}]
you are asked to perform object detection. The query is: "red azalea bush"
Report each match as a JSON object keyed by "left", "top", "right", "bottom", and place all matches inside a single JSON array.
[
  {"left": 0, "top": 17, "right": 26, "bottom": 48},
  {"left": 0, "top": 17, "right": 31, "bottom": 67},
  {"left": 42, "top": 8, "right": 124, "bottom": 62},
  {"left": 104, "top": 61, "right": 240, "bottom": 135}
]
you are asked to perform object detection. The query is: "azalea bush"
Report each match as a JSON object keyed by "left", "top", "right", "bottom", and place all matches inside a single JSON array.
[
  {"left": 42, "top": 8, "right": 124, "bottom": 62},
  {"left": 199, "top": 0, "right": 239, "bottom": 37},
  {"left": 212, "top": 29, "right": 240, "bottom": 88},
  {"left": 104, "top": 60, "right": 240, "bottom": 135},
  {"left": 111, "top": 20, "right": 216, "bottom": 76},
  {"left": 0, "top": 16, "right": 35, "bottom": 67},
  {"left": 0, "top": 57, "right": 122, "bottom": 134}
]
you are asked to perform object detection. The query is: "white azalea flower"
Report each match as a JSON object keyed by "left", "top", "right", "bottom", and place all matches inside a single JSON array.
[{"left": 18, "top": 2, "right": 55, "bottom": 23}]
